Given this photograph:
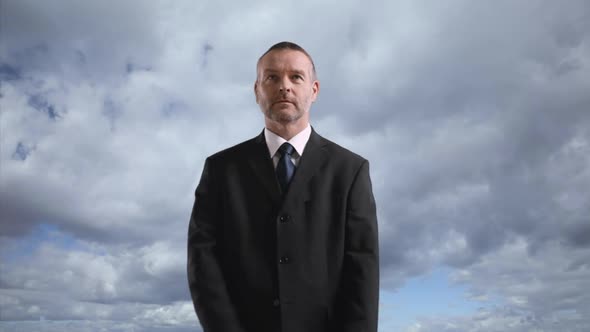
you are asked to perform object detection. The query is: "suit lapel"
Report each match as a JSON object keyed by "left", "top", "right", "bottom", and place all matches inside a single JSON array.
[
  {"left": 247, "top": 127, "right": 329, "bottom": 206},
  {"left": 247, "top": 130, "right": 282, "bottom": 205},
  {"left": 283, "top": 127, "right": 328, "bottom": 203}
]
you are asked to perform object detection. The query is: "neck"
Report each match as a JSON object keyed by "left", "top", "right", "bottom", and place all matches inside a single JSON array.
[{"left": 265, "top": 119, "right": 309, "bottom": 141}]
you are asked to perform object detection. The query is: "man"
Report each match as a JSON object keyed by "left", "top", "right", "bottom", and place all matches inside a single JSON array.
[{"left": 187, "top": 41, "right": 379, "bottom": 332}]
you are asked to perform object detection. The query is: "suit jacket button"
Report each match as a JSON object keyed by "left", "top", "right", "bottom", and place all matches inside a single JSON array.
[
  {"left": 273, "top": 299, "right": 280, "bottom": 307},
  {"left": 279, "top": 256, "right": 290, "bottom": 264},
  {"left": 279, "top": 214, "right": 291, "bottom": 223}
]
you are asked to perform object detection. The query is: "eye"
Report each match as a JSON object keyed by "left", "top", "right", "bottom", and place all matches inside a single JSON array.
[
  {"left": 292, "top": 74, "right": 303, "bottom": 80},
  {"left": 266, "top": 74, "right": 277, "bottom": 81}
]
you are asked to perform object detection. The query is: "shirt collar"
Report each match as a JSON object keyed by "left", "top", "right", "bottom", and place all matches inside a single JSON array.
[{"left": 264, "top": 124, "right": 312, "bottom": 158}]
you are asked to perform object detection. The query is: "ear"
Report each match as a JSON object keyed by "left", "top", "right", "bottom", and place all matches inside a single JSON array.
[
  {"left": 254, "top": 81, "right": 260, "bottom": 104},
  {"left": 311, "top": 80, "right": 320, "bottom": 102}
]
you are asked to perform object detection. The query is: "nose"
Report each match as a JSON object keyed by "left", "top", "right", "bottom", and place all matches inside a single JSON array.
[{"left": 279, "top": 76, "right": 292, "bottom": 92}]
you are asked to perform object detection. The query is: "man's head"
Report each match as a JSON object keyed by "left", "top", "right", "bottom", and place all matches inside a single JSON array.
[{"left": 255, "top": 41, "right": 319, "bottom": 127}]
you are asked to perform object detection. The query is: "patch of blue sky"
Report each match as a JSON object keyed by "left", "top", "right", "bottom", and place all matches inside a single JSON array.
[
  {"left": 1, "top": 223, "right": 94, "bottom": 263},
  {"left": 378, "top": 267, "right": 492, "bottom": 331}
]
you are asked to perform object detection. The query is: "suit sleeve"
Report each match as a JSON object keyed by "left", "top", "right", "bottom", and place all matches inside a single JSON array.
[
  {"left": 187, "top": 157, "right": 246, "bottom": 332},
  {"left": 333, "top": 160, "right": 380, "bottom": 332}
]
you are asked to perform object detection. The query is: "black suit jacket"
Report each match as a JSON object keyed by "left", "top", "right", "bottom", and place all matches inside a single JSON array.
[{"left": 187, "top": 128, "right": 379, "bottom": 332}]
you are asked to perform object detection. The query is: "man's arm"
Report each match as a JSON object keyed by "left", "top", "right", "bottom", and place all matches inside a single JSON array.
[
  {"left": 187, "top": 157, "right": 246, "bottom": 332},
  {"left": 332, "top": 160, "right": 380, "bottom": 332}
]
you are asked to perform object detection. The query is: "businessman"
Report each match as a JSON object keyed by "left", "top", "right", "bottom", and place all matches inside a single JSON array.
[{"left": 187, "top": 41, "right": 379, "bottom": 332}]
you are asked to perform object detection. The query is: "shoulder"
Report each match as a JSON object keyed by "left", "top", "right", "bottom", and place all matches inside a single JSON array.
[
  {"left": 206, "top": 133, "right": 261, "bottom": 164},
  {"left": 316, "top": 132, "right": 367, "bottom": 166},
  {"left": 313, "top": 131, "right": 370, "bottom": 179}
]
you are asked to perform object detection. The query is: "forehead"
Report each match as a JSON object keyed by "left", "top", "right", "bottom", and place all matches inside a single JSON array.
[{"left": 258, "top": 50, "right": 313, "bottom": 72}]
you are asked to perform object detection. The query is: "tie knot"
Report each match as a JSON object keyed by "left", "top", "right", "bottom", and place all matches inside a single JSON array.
[{"left": 278, "top": 143, "right": 295, "bottom": 156}]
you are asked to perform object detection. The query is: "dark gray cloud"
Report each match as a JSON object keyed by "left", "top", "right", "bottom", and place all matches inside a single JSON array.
[
  {"left": 1, "top": 0, "right": 589, "bottom": 331},
  {"left": 0, "top": 0, "right": 162, "bottom": 82}
]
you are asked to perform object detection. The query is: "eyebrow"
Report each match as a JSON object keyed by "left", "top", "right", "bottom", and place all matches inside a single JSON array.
[
  {"left": 262, "top": 69, "right": 307, "bottom": 76},
  {"left": 290, "top": 70, "right": 307, "bottom": 76}
]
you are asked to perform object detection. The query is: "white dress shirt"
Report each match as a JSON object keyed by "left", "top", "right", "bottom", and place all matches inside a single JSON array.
[{"left": 264, "top": 124, "right": 312, "bottom": 169}]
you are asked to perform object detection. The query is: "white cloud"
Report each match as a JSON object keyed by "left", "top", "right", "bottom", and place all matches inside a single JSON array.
[
  {"left": 1, "top": 0, "right": 589, "bottom": 331},
  {"left": 133, "top": 302, "right": 197, "bottom": 327}
]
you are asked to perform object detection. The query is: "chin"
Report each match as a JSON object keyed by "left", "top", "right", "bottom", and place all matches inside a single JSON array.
[{"left": 267, "top": 108, "right": 303, "bottom": 123}]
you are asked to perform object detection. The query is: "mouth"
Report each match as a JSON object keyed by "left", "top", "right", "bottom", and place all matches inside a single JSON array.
[{"left": 274, "top": 100, "right": 293, "bottom": 105}]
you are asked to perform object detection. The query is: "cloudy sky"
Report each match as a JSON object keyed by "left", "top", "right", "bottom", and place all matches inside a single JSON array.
[{"left": 1, "top": 0, "right": 589, "bottom": 331}]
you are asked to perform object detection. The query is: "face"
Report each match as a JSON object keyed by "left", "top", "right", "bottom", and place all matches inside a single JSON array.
[{"left": 255, "top": 50, "right": 319, "bottom": 124}]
